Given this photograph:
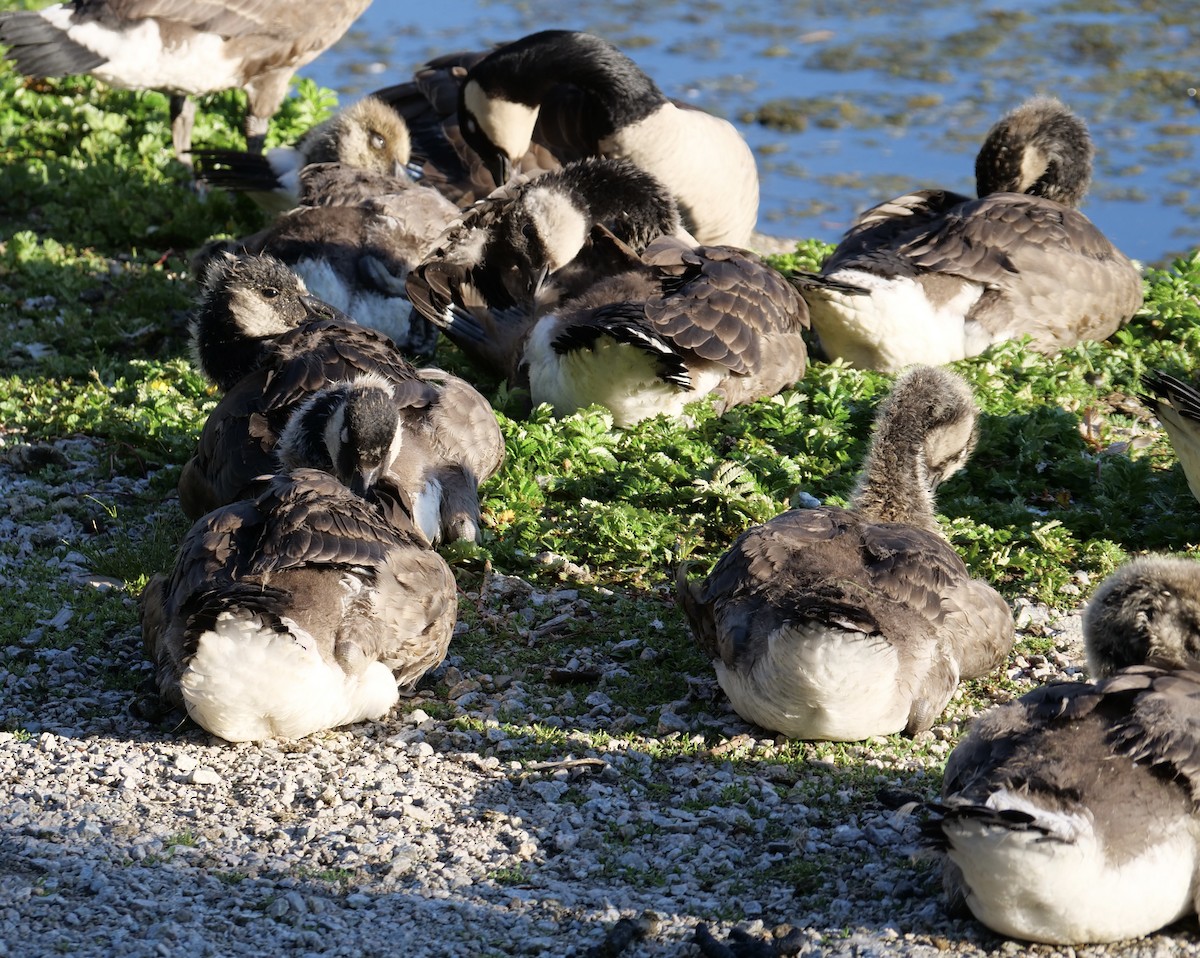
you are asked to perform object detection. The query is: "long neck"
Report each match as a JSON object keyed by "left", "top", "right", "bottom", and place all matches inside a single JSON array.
[
  {"left": 851, "top": 420, "right": 938, "bottom": 531},
  {"left": 473, "top": 31, "right": 666, "bottom": 135}
]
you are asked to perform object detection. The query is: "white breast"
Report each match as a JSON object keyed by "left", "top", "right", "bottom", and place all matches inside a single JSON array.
[
  {"left": 714, "top": 621, "right": 910, "bottom": 740},
  {"left": 601, "top": 104, "right": 758, "bottom": 247},
  {"left": 524, "top": 319, "right": 722, "bottom": 427},
  {"left": 807, "top": 270, "right": 994, "bottom": 372},
  {"left": 179, "top": 608, "right": 399, "bottom": 742},
  {"left": 943, "top": 791, "right": 1200, "bottom": 944}
]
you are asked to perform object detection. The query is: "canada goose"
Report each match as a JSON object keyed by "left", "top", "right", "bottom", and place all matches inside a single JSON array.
[
  {"left": 677, "top": 367, "right": 1014, "bottom": 740},
  {"left": 274, "top": 372, "right": 504, "bottom": 544},
  {"left": 193, "top": 164, "right": 459, "bottom": 354},
  {"left": 408, "top": 158, "right": 801, "bottom": 427},
  {"left": 181, "top": 254, "right": 505, "bottom": 544},
  {"left": 407, "top": 157, "right": 689, "bottom": 373},
  {"left": 457, "top": 30, "right": 760, "bottom": 246},
  {"left": 0, "top": 0, "right": 372, "bottom": 161},
  {"left": 520, "top": 233, "right": 810, "bottom": 427},
  {"left": 794, "top": 97, "right": 1143, "bottom": 371},
  {"left": 929, "top": 555, "right": 1200, "bottom": 944},
  {"left": 1141, "top": 370, "right": 1200, "bottom": 505},
  {"left": 140, "top": 469, "right": 456, "bottom": 742},
  {"left": 193, "top": 95, "right": 411, "bottom": 211}
]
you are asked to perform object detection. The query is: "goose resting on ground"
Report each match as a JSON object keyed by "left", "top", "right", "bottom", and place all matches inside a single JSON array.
[
  {"left": 928, "top": 555, "right": 1200, "bottom": 944},
  {"left": 677, "top": 366, "right": 1014, "bottom": 740},
  {"left": 141, "top": 469, "right": 455, "bottom": 742},
  {"left": 794, "top": 97, "right": 1143, "bottom": 371}
]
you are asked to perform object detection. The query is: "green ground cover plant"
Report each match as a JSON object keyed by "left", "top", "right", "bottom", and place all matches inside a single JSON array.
[{"left": 3, "top": 59, "right": 1199, "bottom": 766}]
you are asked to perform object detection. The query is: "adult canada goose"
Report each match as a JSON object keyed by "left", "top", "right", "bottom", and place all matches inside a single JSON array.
[
  {"left": 1141, "top": 370, "right": 1200, "bottom": 505},
  {"left": 677, "top": 367, "right": 1014, "bottom": 740},
  {"left": 928, "top": 555, "right": 1200, "bottom": 944},
  {"left": 456, "top": 30, "right": 760, "bottom": 246},
  {"left": 193, "top": 95, "right": 411, "bottom": 211},
  {"left": 408, "top": 157, "right": 803, "bottom": 427},
  {"left": 181, "top": 254, "right": 505, "bottom": 544},
  {"left": 193, "top": 163, "right": 459, "bottom": 354},
  {"left": 140, "top": 469, "right": 456, "bottom": 742},
  {"left": 407, "top": 157, "right": 689, "bottom": 368},
  {"left": 794, "top": 97, "right": 1143, "bottom": 371},
  {"left": 0, "top": 0, "right": 372, "bottom": 161}
]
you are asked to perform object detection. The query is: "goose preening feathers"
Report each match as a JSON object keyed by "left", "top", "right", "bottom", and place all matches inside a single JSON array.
[
  {"left": 140, "top": 469, "right": 455, "bottom": 742},
  {"left": 194, "top": 162, "right": 459, "bottom": 354},
  {"left": 0, "top": 0, "right": 372, "bottom": 160},
  {"left": 928, "top": 555, "right": 1200, "bottom": 944},
  {"left": 180, "top": 254, "right": 504, "bottom": 545},
  {"left": 407, "top": 157, "right": 806, "bottom": 427},
  {"left": 795, "top": 97, "right": 1143, "bottom": 371},
  {"left": 677, "top": 366, "right": 1014, "bottom": 740},
  {"left": 456, "top": 30, "right": 760, "bottom": 247}
]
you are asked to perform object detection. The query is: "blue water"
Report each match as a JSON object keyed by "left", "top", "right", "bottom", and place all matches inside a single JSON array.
[{"left": 298, "top": 0, "right": 1200, "bottom": 266}]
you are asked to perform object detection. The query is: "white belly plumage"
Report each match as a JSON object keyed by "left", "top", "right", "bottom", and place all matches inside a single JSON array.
[
  {"left": 943, "top": 791, "right": 1200, "bottom": 944},
  {"left": 525, "top": 321, "right": 723, "bottom": 427},
  {"left": 179, "top": 609, "right": 399, "bottom": 742},
  {"left": 715, "top": 621, "right": 910, "bottom": 740},
  {"left": 48, "top": 10, "right": 244, "bottom": 95},
  {"left": 807, "top": 270, "right": 996, "bottom": 372}
]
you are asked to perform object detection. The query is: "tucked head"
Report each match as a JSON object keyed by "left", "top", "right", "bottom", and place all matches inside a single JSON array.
[
  {"left": 1083, "top": 555, "right": 1200, "bottom": 677},
  {"left": 975, "top": 96, "right": 1093, "bottom": 206},
  {"left": 459, "top": 78, "right": 541, "bottom": 187},
  {"left": 277, "top": 374, "right": 403, "bottom": 497}
]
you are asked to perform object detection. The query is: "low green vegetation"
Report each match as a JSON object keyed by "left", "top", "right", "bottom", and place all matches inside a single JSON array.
[{"left": 2, "top": 62, "right": 1199, "bottom": 791}]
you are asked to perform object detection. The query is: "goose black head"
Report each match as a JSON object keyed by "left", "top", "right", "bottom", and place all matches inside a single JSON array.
[
  {"left": 277, "top": 375, "right": 403, "bottom": 497},
  {"left": 190, "top": 253, "right": 340, "bottom": 390}
]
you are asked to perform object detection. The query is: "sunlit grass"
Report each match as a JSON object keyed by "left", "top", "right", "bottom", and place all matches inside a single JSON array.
[{"left": 2, "top": 59, "right": 1200, "bottom": 792}]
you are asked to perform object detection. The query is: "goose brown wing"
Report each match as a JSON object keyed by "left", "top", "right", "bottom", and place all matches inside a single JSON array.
[
  {"left": 821, "top": 189, "right": 974, "bottom": 277},
  {"left": 640, "top": 238, "right": 808, "bottom": 375},
  {"left": 179, "top": 368, "right": 278, "bottom": 518},
  {"left": 245, "top": 470, "right": 398, "bottom": 576},
  {"left": 1107, "top": 666, "right": 1200, "bottom": 803}
]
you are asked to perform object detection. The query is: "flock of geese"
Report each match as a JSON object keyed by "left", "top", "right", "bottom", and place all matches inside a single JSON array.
[{"left": 5, "top": 0, "right": 1200, "bottom": 947}]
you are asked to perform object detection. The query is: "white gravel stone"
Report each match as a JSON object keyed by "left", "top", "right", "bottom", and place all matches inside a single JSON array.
[{"left": 0, "top": 438, "right": 1194, "bottom": 957}]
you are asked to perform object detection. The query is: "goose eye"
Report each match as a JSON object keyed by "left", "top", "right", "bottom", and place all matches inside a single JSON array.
[
  {"left": 370, "top": 132, "right": 385, "bottom": 151},
  {"left": 261, "top": 286, "right": 280, "bottom": 299},
  {"left": 464, "top": 117, "right": 477, "bottom": 134},
  {"left": 521, "top": 222, "right": 537, "bottom": 242}
]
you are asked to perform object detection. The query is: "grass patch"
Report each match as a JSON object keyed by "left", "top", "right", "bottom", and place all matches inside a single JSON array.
[{"left": 2, "top": 57, "right": 1199, "bottom": 782}]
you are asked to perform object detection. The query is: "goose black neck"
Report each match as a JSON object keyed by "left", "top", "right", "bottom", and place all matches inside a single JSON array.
[{"left": 471, "top": 31, "right": 667, "bottom": 133}]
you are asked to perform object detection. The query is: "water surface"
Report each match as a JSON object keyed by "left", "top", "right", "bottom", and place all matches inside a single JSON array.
[{"left": 299, "top": 0, "right": 1200, "bottom": 266}]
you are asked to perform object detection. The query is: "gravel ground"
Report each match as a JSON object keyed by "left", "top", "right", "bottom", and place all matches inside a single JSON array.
[{"left": 1, "top": 436, "right": 1198, "bottom": 958}]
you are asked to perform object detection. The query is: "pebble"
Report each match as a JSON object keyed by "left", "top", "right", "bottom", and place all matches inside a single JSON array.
[{"left": 0, "top": 437, "right": 1191, "bottom": 958}]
